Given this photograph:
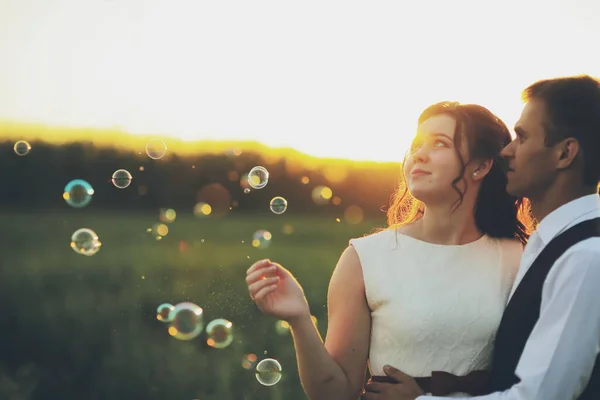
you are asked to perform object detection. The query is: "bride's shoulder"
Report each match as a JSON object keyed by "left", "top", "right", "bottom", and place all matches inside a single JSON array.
[{"left": 349, "top": 227, "right": 396, "bottom": 247}]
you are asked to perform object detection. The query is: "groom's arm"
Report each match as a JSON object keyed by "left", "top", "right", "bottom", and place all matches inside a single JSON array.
[{"left": 418, "top": 248, "right": 600, "bottom": 400}]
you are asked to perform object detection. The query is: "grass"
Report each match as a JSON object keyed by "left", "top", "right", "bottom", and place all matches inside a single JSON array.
[{"left": 0, "top": 210, "right": 385, "bottom": 400}]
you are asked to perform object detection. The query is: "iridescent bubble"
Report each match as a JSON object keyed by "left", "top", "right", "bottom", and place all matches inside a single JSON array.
[
  {"left": 145, "top": 138, "right": 167, "bottom": 160},
  {"left": 63, "top": 179, "right": 94, "bottom": 208},
  {"left": 70, "top": 228, "right": 102, "bottom": 256},
  {"left": 252, "top": 230, "right": 272, "bottom": 249},
  {"left": 247, "top": 166, "right": 269, "bottom": 189},
  {"left": 206, "top": 318, "right": 234, "bottom": 349},
  {"left": 156, "top": 303, "right": 175, "bottom": 322},
  {"left": 167, "top": 302, "right": 204, "bottom": 341},
  {"left": 269, "top": 196, "right": 288, "bottom": 214},
  {"left": 111, "top": 169, "right": 132, "bottom": 189},
  {"left": 255, "top": 358, "right": 283, "bottom": 386},
  {"left": 13, "top": 140, "right": 31, "bottom": 156}
]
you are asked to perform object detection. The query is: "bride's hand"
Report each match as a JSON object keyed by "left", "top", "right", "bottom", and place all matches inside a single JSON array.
[{"left": 245, "top": 259, "right": 310, "bottom": 322}]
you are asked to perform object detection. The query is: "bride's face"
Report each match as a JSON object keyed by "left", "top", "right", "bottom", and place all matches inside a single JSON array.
[{"left": 403, "top": 114, "right": 469, "bottom": 204}]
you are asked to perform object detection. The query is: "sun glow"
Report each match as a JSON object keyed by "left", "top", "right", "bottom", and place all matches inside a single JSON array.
[{"left": 0, "top": 0, "right": 598, "bottom": 162}]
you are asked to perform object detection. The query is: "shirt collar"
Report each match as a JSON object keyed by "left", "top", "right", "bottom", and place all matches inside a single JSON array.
[{"left": 536, "top": 194, "right": 600, "bottom": 246}]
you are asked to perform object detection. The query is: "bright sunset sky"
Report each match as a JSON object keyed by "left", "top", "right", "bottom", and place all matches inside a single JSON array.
[{"left": 0, "top": 0, "right": 598, "bottom": 161}]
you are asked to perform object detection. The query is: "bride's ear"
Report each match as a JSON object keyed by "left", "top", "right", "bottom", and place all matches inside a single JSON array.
[{"left": 470, "top": 159, "right": 494, "bottom": 181}]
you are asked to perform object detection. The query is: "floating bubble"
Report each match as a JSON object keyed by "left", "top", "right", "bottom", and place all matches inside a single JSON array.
[
  {"left": 159, "top": 208, "right": 176, "bottom": 223},
  {"left": 151, "top": 223, "right": 169, "bottom": 237},
  {"left": 252, "top": 230, "right": 272, "bottom": 249},
  {"left": 70, "top": 228, "right": 102, "bottom": 256},
  {"left": 247, "top": 166, "right": 269, "bottom": 189},
  {"left": 111, "top": 169, "right": 132, "bottom": 189},
  {"left": 255, "top": 358, "right": 282, "bottom": 386},
  {"left": 269, "top": 197, "right": 288, "bottom": 214},
  {"left": 244, "top": 188, "right": 251, "bottom": 194},
  {"left": 145, "top": 138, "right": 167, "bottom": 160},
  {"left": 156, "top": 303, "right": 175, "bottom": 322},
  {"left": 193, "top": 202, "right": 212, "bottom": 218},
  {"left": 168, "top": 302, "right": 204, "bottom": 341},
  {"left": 241, "top": 353, "right": 258, "bottom": 370},
  {"left": 311, "top": 185, "right": 333, "bottom": 206},
  {"left": 13, "top": 140, "right": 31, "bottom": 156},
  {"left": 275, "top": 320, "right": 290, "bottom": 335},
  {"left": 344, "top": 205, "right": 364, "bottom": 224},
  {"left": 63, "top": 179, "right": 94, "bottom": 208},
  {"left": 206, "top": 318, "right": 234, "bottom": 349}
]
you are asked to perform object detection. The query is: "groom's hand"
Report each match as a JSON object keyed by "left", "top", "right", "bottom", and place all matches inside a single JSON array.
[{"left": 362, "top": 365, "right": 425, "bottom": 400}]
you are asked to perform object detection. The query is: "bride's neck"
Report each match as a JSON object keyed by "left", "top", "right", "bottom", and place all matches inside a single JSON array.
[{"left": 412, "top": 205, "right": 482, "bottom": 245}]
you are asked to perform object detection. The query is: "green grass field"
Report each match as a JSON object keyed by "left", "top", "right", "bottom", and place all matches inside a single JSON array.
[{"left": 0, "top": 210, "right": 385, "bottom": 400}]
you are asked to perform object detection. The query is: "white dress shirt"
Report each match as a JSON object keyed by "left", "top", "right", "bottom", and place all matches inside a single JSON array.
[{"left": 418, "top": 193, "right": 600, "bottom": 400}]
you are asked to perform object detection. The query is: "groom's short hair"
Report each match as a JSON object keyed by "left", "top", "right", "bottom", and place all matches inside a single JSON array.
[{"left": 522, "top": 75, "right": 600, "bottom": 187}]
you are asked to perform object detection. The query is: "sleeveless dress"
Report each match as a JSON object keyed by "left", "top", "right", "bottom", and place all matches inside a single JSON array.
[{"left": 349, "top": 228, "right": 523, "bottom": 397}]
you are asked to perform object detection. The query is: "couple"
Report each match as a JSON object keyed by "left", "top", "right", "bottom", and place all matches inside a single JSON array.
[{"left": 245, "top": 75, "right": 600, "bottom": 400}]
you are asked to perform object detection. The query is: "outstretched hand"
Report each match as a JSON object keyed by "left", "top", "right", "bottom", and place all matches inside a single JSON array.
[
  {"left": 245, "top": 259, "right": 310, "bottom": 322},
  {"left": 362, "top": 365, "right": 425, "bottom": 400}
]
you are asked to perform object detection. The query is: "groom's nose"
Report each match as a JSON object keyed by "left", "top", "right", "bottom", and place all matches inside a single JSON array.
[{"left": 500, "top": 140, "right": 515, "bottom": 159}]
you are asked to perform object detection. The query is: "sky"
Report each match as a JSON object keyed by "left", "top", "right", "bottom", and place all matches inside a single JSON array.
[{"left": 0, "top": 0, "right": 598, "bottom": 161}]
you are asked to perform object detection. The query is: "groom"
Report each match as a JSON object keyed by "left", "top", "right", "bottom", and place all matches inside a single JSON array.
[{"left": 362, "top": 75, "right": 600, "bottom": 400}]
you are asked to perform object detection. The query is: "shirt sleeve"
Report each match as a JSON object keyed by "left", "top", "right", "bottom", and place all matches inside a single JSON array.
[{"left": 416, "top": 248, "right": 600, "bottom": 400}]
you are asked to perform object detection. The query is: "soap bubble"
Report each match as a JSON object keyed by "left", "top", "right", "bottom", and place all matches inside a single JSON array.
[
  {"left": 70, "top": 228, "right": 102, "bottom": 256},
  {"left": 63, "top": 179, "right": 94, "bottom": 208},
  {"left": 13, "top": 140, "right": 31, "bottom": 156},
  {"left": 247, "top": 166, "right": 269, "bottom": 189},
  {"left": 241, "top": 353, "right": 258, "bottom": 370},
  {"left": 167, "top": 302, "right": 204, "bottom": 341},
  {"left": 159, "top": 208, "right": 176, "bottom": 223},
  {"left": 311, "top": 185, "right": 333, "bottom": 206},
  {"left": 252, "top": 230, "right": 272, "bottom": 249},
  {"left": 111, "top": 169, "right": 132, "bottom": 189},
  {"left": 156, "top": 303, "right": 175, "bottom": 322},
  {"left": 206, "top": 318, "right": 234, "bottom": 349},
  {"left": 255, "top": 358, "right": 282, "bottom": 386},
  {"left": 145, "top": 139, "right": 167, "bottom": 160},
  {"left": 269, "top": 197, "right": 288, "bottom": 214}
]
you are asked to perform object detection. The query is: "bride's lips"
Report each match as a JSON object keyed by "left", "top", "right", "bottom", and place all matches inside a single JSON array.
[{"left": 411, "top": 168, "right": 431, "bottom": 177}]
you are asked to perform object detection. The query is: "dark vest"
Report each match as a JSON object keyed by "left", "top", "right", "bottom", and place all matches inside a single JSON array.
[{"left": 489, "top": 217, "right": 600, "bottom": 399}]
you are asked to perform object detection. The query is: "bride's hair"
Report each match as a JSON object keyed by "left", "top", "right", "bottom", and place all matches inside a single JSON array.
[{"left": 386, "top": 101, "right": 534, "bottom": 244}]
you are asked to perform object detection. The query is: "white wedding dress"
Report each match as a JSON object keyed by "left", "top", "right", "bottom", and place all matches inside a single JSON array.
[{"left": 349, "top": 228, "right": 523, "bottom": 397}]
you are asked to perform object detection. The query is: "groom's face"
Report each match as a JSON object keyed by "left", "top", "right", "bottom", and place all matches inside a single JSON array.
[{"left": 501, "top": 99, "right": 557, "bottom": 198}]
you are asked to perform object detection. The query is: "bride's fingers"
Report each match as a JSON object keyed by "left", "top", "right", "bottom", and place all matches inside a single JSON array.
[
  {"left": 246, "top": 259, "right": 271, "bottom": 276},
  {"left": 253, "top": 282, "right": 279, "bottom": 300},
  {"left": 249, "top": 276, "right": 279, "bottom": 297},
  {"left": 246, "top": 265, "right": 277, "bottom": 285}
]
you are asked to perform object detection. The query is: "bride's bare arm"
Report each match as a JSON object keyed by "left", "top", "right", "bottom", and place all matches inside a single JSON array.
[{"left": 288, "top": 246, "right": 371, "bottom": 400}]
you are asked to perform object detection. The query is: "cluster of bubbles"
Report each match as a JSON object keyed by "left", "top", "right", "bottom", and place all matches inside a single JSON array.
[
  {"left": 56, "top": 139, "right": 172, "bottom": 255},
  {"left": 14, "top": 138, "right": 319, "bottom": 387},
  {"left": 156, "top": 303, "right": 236, "bottom": 348},
  {"left": 155, "top": 302, "right": 281, "bottom": 384}
]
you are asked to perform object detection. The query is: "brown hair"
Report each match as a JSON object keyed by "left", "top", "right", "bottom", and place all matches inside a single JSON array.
[
  {"left": 522, "top": 75, "right": 600, "bottom": 187},
  {"left": 386, "top": 101, "right": 534, "bottom": 244}
]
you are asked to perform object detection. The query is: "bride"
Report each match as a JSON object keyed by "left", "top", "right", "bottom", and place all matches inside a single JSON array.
[{"left": 245, "top": 101, "right": 532, "bottom": 399}]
